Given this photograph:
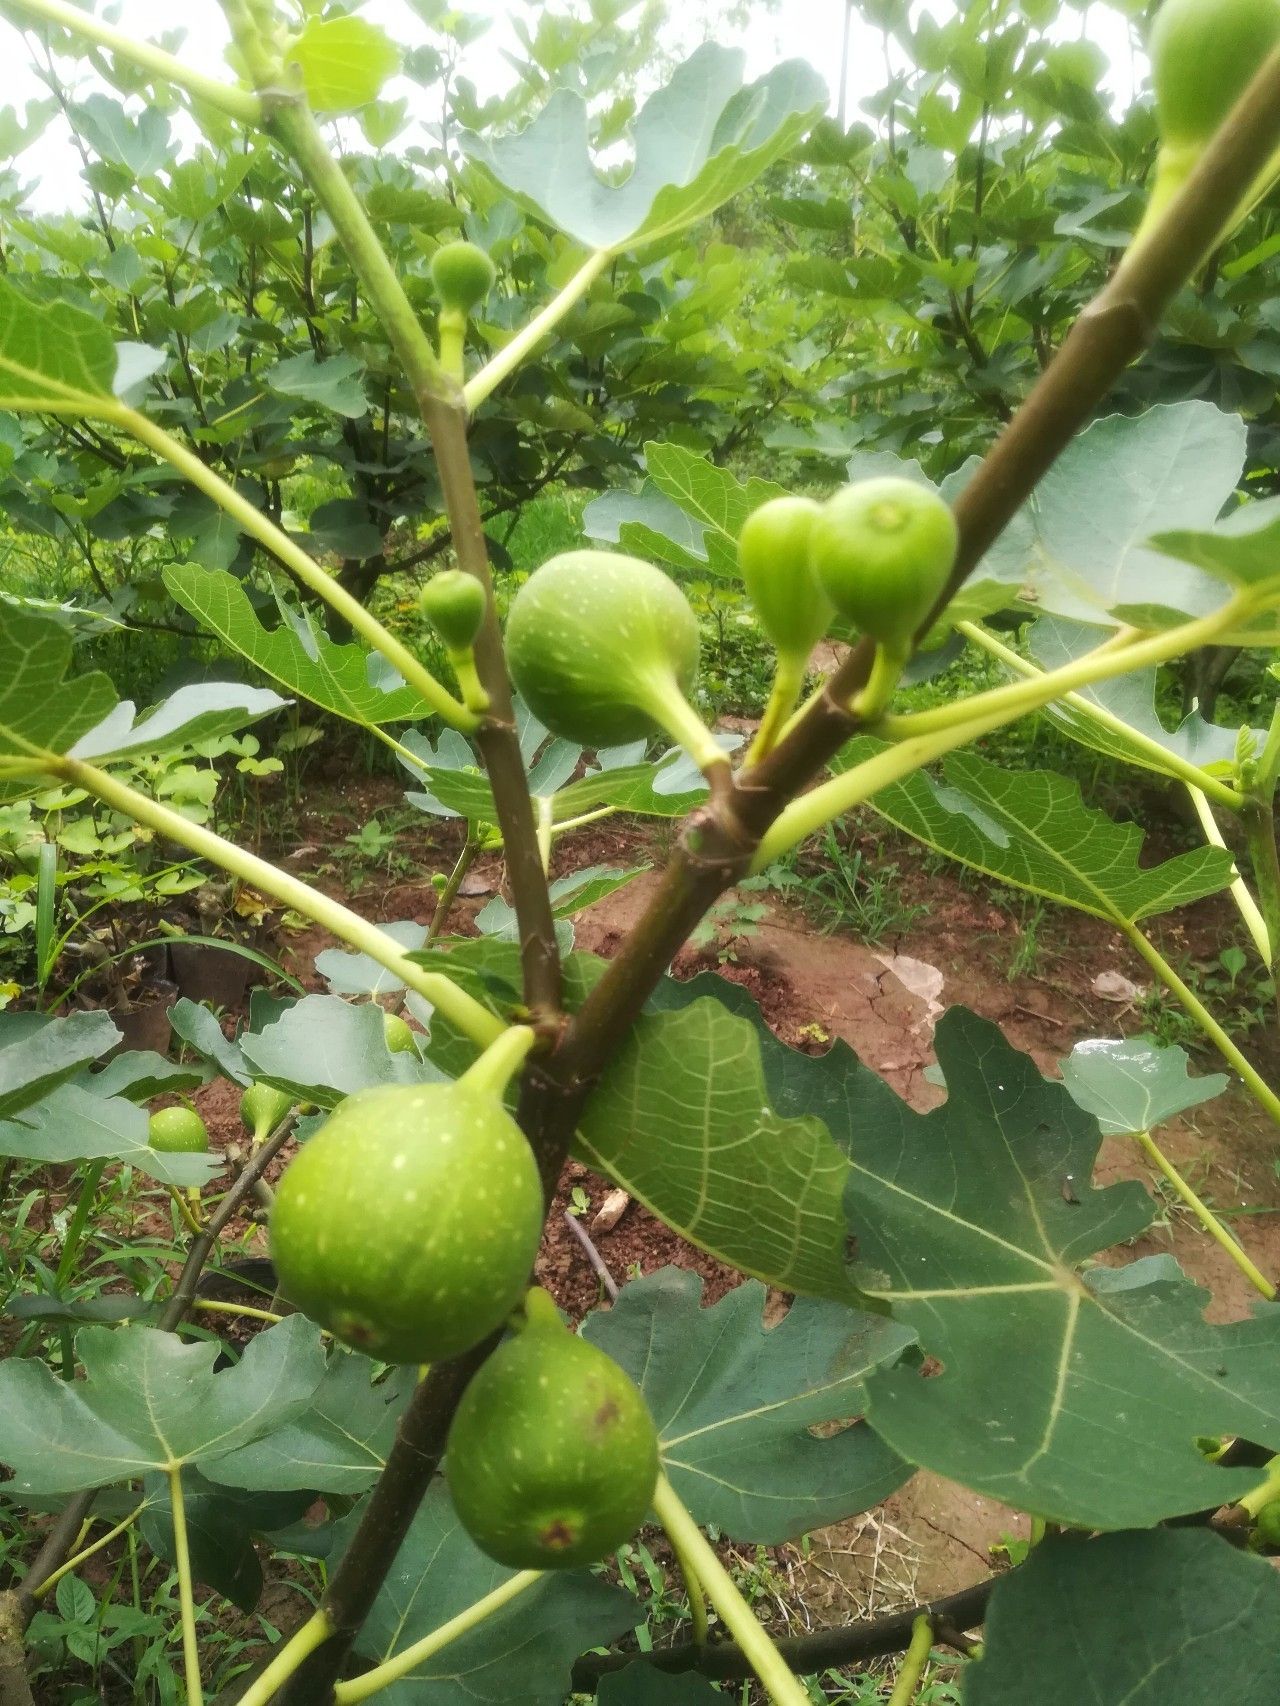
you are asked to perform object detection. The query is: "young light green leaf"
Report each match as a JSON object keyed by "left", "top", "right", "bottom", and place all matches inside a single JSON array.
[
  {"left": 80, "top": 1050, "right": 207, "bottom": 1104},
  {"left": 1027, "top": 615, "right": 1261, "bottom": 781},
  {"left": 461, "top": 45, "right": 826, "bottom": 252},
  {"left": 834, "top": 740, "right": 1233, "bottom": 924},
  {"left": 0, "top": 1010, "right": 120, "bottom": 1118},
  {"left": 206, "top": 1359, "right": 417, "bottom": 1495},
  {"left": 264, "top": 351, "right": 369, "bottom": 419},
  {"left": 0, "top": 1083, "right": 222, "bottom": 1188},
  {"left": 238, "top": 994, "right": 444, "bottom": 1109},
  {"left": 585, "top": 446, "right": 785, "bottom": 581},
  {"left": 968, "top": 1530, "right": 1280, "bottom": 1705},
  {"left": 848, "top": 1009, "right": 1280, "bottom": 1527},
  {"left": 341, "top": 1481, "right": 638, "bottom": 1706},
  {"left": 583, "top": 1269, "right": 911, "bottom": 1541},
  {"left": 1060, "top": 1036, "right": 1229, "bottom": 1135},
  {"left": 316, "top": 922, "right": 430, "bottom": 997},
  {"left": 0, "top": 1318, "right": 325, "bottom": 1495},
  {"left": 0, "top": 279, "right": 117, "bottom": 407},
  {"left": 0, "top": 608, "right": 117, "bottom": 788},
  {"left": 168, "top": 997, "right": 251, "bottom": 1087},
  {"left": 284, "top": 16, "right": 402, "bottom": 113},
  {"left": 163, "top": 566, "right": 435, "bottom": 728},
  {"left": 69, "top": 682, "right": 286, "bottom": 761},
  {"left": 967, "top": 401, "right": 1251, "bottom": 628},
  {"left": 575, "top": 995, "right": 863, "bottom": 1304},
  {"left": 1150, "top": 494, "right": 1280, "bottom": 596}
]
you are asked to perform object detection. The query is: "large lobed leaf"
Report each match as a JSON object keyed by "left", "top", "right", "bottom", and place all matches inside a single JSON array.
[
  {"left": 341, "top": 1482, "right": 637, "bottom": 1706},
  {"left": 845, "top": 1009, "right": 1280, "bottom": 1527},
  {"left": 585, "top": 1268, "right": 911, "bottom": 1541},
  {"left": 0, "top": 1318, "right": 325, "bottom": 1495},
  {"left": 969, "top": 1530, "right": 1280, "bottom": 1704},
  {"left": 164, "top": 565, "right": 436, "bottom": 729},
  {"left": 833, "top": 740, "right": 1232, "bottom": 924},
  {"left": 461, "top": 44, "right": 826, "bottom": 252}
]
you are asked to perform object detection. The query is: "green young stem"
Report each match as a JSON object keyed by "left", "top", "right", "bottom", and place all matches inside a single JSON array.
[
  {"left": 1120, "top": 921, "right": 1280, "bottom": 1127},
  {"left": 233, "top": 1608, "right": 337, "bottom": 1706},
  {"left": 1186, "top": 785, "right": 1271, "bottom": 966},
  {"left": 643, "top": 684, "right": 729, "bottom": 779},
  {"left": 332, "top": 1571, "right": 542, "bottom": 1704},
  {"left": 192, "top": 1298, "right": 286, "bottom": 1326},
  {"left": 1, "top": 0, "right": 263, "bottom": 121},
  {"left": 464, "top": 249, "right": 612, "bottom": 413},
  {"left": 886, "top": 1615, "right": 935, "bottom": 1706},
  {"left": 756, "top": 601, "right": 1254, "bottom": 870},
  {"left": 112, "top": 405, "right": 476, "bottom": 732},
  {"left": 882, "top": 602, "right": 1250, "bottom": 743},
  {"left": 745, "top": 653, "right": 809, "bottom": 768},
  {"left": 32, "top": 1504, "right": 146, "bottom": 1599},
  {"left": 55, "top": 756, "right": 504, "bottom": 1052},
  {"left": 437, "top": 309, "right": 468, "bottom": 384},
  {"left": 1241, "top": 794, "right": 1280, "bottom": 990},
  {"left": 957, "top": 621, "right": 1245, "bottom": 812},
  {"left": 1237, "top": 1454, "right": 1280, "bottom": 1518},
  {"left": 651, "top": 1475, "right": 809, "bottom": 1706},
  {"left": 427, "top": 835, "right": 480, "bottom": 944},
  {"left": 1133, "top": 1127, "right": 1274, "bottom": 1298},
  {"left": 445, "top": 645, "right": 490, "bottom": 716},
  {"left": 664, "top": 1521, "right": 710, "bottom": 1647},
  {"left": 167, "top": 1464, "right": 204, "bottom": 1706},
  {"left": 458, "top": 1024, "right": 537, "bottom": 1099},
  {"left": 224, "top": 0, "right": 561, "bottom": 1023},
  {"left": 851, "top": 642, "right": 907, "bottom": 721}
]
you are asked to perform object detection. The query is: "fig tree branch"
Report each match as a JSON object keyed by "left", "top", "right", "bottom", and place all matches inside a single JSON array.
[{"left": 571, "top": 1572, "right": 997, "bottom": 1687}]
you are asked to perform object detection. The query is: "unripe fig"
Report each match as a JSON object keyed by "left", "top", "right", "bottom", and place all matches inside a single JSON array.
[
  {"left": 1255, "top": 1498, "right": 1280, "bottom": 1548},
  {"left": 269, "top": 1080, "right": 542, "bottom": 1364},
  {"left": 240, "top": 1082, "right": 294, "bottom": 1141},
  {"left": 383, "top": 1010, "right": 417, "bottom": 1055},
  {"left": 430, "top": 240, "right": 496, "bottom": 313},
  {"left": 1150, "top": 0, "right": 1280, "bottom": 151},
  {"left": 809, "top": 477, "right": 958, "bottom": 653},
  {"left": 738, "top": 495, "right": 833, "bottom": 660},
  {"left": 419, "top": 570, "right": 487, "bottom": 652},
  {"left": 446, "top": 1289, "right": 659, "bottom": 1568},
  {"left": 504, "top": 550, "right": 701, "bottom": 747},
  {"left": 149, "top": 1105, "right": 209, "bottom": 1154}
]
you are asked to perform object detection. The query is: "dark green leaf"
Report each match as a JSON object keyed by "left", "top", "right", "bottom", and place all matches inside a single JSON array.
[
  {"left": 584, "top": 1270, "right": 911, "bottom": 1540},
  {"left": 968, "top": 1530, "right": 1280, "bottom": 1705}
]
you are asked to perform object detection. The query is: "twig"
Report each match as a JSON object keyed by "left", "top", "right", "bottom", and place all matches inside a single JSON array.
[
  {"left": 563, "top": 1210, "right": 620, "bottom": 1301},
  {"left": 571, "top": 1573, "right": 997, "bottom": 1687}
]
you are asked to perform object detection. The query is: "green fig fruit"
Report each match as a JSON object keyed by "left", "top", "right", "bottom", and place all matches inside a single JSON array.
[
  {"left": 383, "top": 1010, "right": 418, "bottom": 1055},
  {"left": 149, "top": 1105, "right": 210, "bottom": 1154},
  {"left": 430, "top": 240, "right": 496, "bottom": 313},
  {"left": 738, "top": 495, "right": 833, "bottom": 660},
  {"left": 269, "top": 1081, "right": 542, "bottom": 1364},
  {"left": 240, "top": 1082, "right": 294, "bottom": 1141},
  {"left": 504, "top": 550, "right": 701, "bottom": 748},
  {"left": 419, "top": 570, "right": 488, "bottom": 652},
  {"left": 808, "top": 477, "right": 957, "bottom": 653},
  {"left": 445, "top": 1289, "right": 659, "bottom": 1568}
]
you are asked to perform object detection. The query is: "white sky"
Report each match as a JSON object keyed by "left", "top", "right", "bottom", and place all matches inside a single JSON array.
[{"left": 1, "top": 1, "right": 1143, "bottom": 210}]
